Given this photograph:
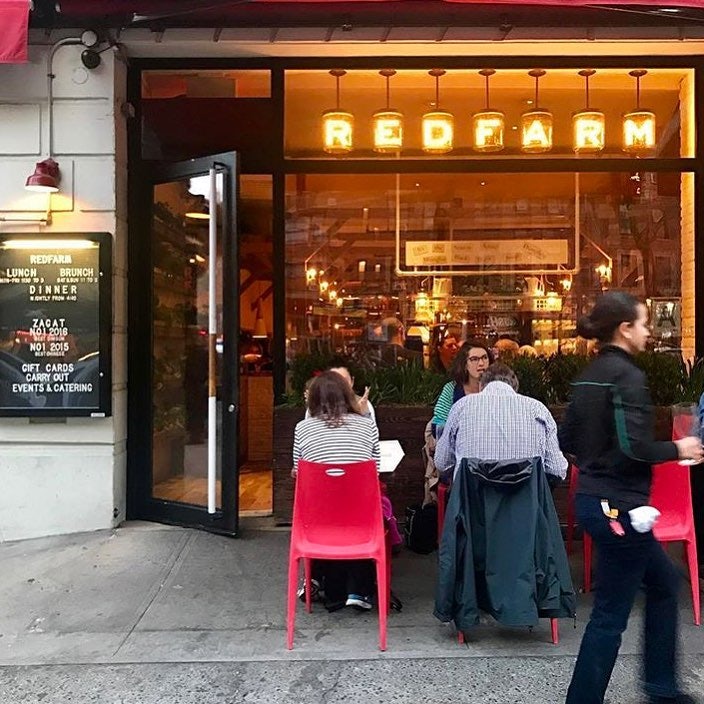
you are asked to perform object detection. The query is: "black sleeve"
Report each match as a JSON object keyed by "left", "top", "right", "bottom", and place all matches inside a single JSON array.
[
  {"left": 611, "top": 371, "right": 678, "bottom": 464},
  {"left": 558, "top": 392, "right": 580, "bottom": 457}
]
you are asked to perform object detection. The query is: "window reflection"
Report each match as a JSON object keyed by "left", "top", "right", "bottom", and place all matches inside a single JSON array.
[{"left": 285, "top": 171, "right": 688, "bottom": 373}]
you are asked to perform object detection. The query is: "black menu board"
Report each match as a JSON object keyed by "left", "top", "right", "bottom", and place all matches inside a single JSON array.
[{"left": 0, "top": 233, "right": 112, "bottom": 417}]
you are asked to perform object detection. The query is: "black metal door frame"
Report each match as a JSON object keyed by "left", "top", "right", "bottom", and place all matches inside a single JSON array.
[{"left": 128, "top": 152, "right": 240, "bottom": 536}]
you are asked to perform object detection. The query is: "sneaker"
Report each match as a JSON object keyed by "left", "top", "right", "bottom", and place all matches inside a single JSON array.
[
  {"left": 345, "top": 593, "right": 373, "bottom": 610},
  {"left": 296, "top": 578, "right": 321, "bottom": 603}
]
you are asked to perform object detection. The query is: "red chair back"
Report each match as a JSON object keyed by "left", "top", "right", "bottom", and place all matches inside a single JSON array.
[
  {"left": 292, "top": 459, "right": 383, "bottom": 548},
  {"left": 650, "top": 460, "right": 695, "bottom": 533}
]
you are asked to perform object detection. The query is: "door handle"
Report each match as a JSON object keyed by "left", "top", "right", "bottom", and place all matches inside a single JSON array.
[{"left": 228, "top": 404, "right": 237, "bottom": 413}]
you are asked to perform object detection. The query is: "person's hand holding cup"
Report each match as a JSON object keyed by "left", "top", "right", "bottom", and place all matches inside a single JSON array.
[{"left": 675, "top": 436, "right": 704, "bottom": 466}]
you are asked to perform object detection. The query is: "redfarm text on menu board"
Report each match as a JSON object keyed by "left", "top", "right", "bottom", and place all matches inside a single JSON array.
[{"left": 0, "top": 233, "right": 112, "bottom": 417}]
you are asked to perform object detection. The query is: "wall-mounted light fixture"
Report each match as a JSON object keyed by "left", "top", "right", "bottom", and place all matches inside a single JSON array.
[
  {"left": 373, "top": 69, "right": 403, "bottom": 153},
  {"left": 422, "top": 69, "right": 454, "bottom": 154},
  {"left": 25, "top": 158, "right": 60, "bottom": 192},
  {"left": 521, "top": 69, "right": 553, "bottom": 153},
  {"left": 322, "top": 69, "right": 354, "bottom": 155},
  {"left": 623, "top": 69, "right": 656, "bottom": 153},
  {"left": 473, "top": 69, "right": 504, "bottom": 153},
  {"left": 573, "top": 69, "right": 605, "bottom": 154}
]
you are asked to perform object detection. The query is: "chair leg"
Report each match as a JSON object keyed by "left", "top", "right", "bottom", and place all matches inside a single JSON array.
[
  {"left": 583, "top": 533, "right": 592, "bottom": 593},
  {"left": 550, "top": 618, "right": 559, "bottom": 645},
  {"left": 685, "top": 539, "right": 701, "bottom": 626},
  {"left": 286, "top": 555, "right": 299, "bottom": 650},
  {"left": 304, "top": 557, "right": 312, "bottom": 613},
  {"left": 375, "top": 558, "right": 388, "bottom": 651},
  {"left": 385, "top": 533, "right": 392, "bottom": 615},
  {"left": 566, "top": 498, "right": 574, "bottom": 556}
]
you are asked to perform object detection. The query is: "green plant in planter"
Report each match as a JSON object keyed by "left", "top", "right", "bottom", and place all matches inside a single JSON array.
[
  {"left": 504, "top": 355, "right": 553, "bottom": 405},
  {"left": 363, "top": 363, "right": 446, "bottom": 406},
  {"left": 679, "top": 357, "right": 704, "bottom": 404},
  {"left": 634, "top": 352, "right": 685, "bottom": 407},
  {"left": 544, "top": 353, "right": 591, "bottom": 403}
]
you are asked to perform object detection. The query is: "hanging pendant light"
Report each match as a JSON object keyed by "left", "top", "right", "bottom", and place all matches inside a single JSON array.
[
  {"left": 422, "top": 69, "right": 454, "bottom": 154},
  {"left": 521, "top": 69, "right": 553, "bottom": 153},
  {"left": 573, "top": 69, "right": 605, "bottom": 154},
  {"left": 373, "top": 69, "right": 403, "bottom": 153},
  {"left": 322, "top": 69, "right": 354, "bottom": 155},
  {"left": 473, "top": 69, "right": 504, "bottom": 153},
  {"left": 623, "top": 69, "right": 656, "bottom": 153}
]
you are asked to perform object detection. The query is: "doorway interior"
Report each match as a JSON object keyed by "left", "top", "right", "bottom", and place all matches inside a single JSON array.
[{"left": 148, "top": 173, "right": 274, "bottom": 518}]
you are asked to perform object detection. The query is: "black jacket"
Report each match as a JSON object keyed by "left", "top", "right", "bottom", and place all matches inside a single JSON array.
[
  {"left": 559, "top": 345, "right": 678, "bottom": 509},
  {"left": 434, "top": 458, "right": 576, "bottom": 631}
]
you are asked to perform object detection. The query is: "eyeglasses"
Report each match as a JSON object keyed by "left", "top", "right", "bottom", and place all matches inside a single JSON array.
[{"left": 468, "top": 354, "right": 489, "bottom": 363}]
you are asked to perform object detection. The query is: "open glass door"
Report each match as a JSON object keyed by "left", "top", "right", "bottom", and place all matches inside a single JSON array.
[{"left": 139, "top": 152, "right": 239, "bottom": 536}]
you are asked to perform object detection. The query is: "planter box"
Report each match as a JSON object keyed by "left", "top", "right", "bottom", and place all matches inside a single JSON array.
[
  {"left": 273, "top": 404, "right": 675, "bottom": 526},
  {"left": 273, "top": 405, "right": 431, "bottom": 525}
]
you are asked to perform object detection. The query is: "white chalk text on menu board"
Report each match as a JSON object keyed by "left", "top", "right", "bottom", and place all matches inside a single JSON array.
[{"left": 0, "top": 238, "right": 103, "bottom": 414}]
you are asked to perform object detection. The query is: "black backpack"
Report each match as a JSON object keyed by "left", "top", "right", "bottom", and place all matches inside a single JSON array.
[{"left": 404, "top": 503, "right": 438, "bottom": 554}]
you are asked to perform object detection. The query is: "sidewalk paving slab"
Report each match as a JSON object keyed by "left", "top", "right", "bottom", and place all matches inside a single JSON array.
[{"left": 0, "top": 522, "right": 702, "bottom": 703}]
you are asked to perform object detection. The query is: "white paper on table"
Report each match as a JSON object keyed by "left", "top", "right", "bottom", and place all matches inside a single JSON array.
[{"left": 378, "top": 439, "right": 405, "bottom": 473}]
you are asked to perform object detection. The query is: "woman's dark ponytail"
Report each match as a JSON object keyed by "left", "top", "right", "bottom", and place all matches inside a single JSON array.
[
  {"left": 576, "top": 315, "right": 597, "bottom": 340},
  {"left": 577, "top": 291, "right": 641, "bottom": 343}
]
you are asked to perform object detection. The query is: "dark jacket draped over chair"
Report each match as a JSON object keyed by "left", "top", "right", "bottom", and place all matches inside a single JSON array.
[{"left": 434, "top": 457, "right": 576, "bottom": 632}]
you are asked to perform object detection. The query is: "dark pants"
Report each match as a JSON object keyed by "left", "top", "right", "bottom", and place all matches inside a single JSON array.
[
  {"left": 566, "top": 494, "right": 682, "bottom": 704},
  {"left": 312, "top": 559, "right": 375, "bottom": 605}
]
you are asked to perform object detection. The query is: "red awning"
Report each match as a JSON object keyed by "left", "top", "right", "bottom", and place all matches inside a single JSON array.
[
  {"left": 0, "top": 0, "right": 28, "bottom": 63},
  {"left": 53, "top": 0, "right": 704, "bottom": 11},
  {"left": 38, "top": 0, "right": 704, "bottom": 27}
]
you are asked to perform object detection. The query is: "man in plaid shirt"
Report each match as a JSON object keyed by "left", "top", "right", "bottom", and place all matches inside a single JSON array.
[{"left": 434, "top": 362, "right": 568, "bottom": 485}]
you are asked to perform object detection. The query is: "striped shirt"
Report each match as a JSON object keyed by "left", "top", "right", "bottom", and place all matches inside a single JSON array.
[
  {"left": 432, "top": 381, "right": 463, "bottom": 426},
  {"left": 434, "top": 381, "right": 568, "bottom": 480},
  {"left": 293, "top": 414, "right": 380, "bottom": 471}
]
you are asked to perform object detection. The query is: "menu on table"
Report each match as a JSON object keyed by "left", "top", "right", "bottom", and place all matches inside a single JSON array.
[{"left": 0, "top": 233, "right": 112, "bottom": 417}]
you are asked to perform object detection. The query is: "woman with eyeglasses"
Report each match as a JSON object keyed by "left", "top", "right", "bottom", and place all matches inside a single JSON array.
[{"left": 431, "top": 341, "right": 494, "bottom": 436}]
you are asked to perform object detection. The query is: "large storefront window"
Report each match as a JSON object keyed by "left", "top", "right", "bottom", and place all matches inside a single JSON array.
[
  {"left": 285, "top": 170, "right": 689, "bottom": 371},
  {"left": 284, "top": 68, "right": 692, "bottom": 159}
]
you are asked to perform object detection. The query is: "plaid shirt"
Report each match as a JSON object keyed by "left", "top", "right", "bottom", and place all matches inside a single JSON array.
[{"left": 434, "top": 381, "right": 568, "bottom": 480}]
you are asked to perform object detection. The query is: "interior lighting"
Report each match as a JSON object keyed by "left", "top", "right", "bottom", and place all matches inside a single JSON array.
[
  {"left": 623, "top": 69, "right": 656, "bottom": 153},
  {"left": 472, "top": 69, "right": 504, "bottom": 153},
  {"left": 373, "top": 69, "right": 403, "bottom": 153},
  {"left": 2, "top": 238, "right": 95, "bottom": 249},
  {"left": 573, "top": 69, "right": 605, "bottom": 154},
  {"left": 422, "top": 69, "right": 453, "bottom": 154},
  {"left": 521, "top": 69, "right": 553, "bottom": 153},
  {"left": 322, "top": 69, "right": 354, "bottom": 155},
  {"left": 25, "top": 158, "right": 60, "bottom": 192}
]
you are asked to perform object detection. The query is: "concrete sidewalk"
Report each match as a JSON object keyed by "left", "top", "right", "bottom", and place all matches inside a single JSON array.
[{"left": 0, "top": 521, "right": 702, "bottom": 703}]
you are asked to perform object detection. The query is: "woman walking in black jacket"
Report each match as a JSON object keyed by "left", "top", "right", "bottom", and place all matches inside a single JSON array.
[{"left": 560, "top": 292, "right": 703, "bottom": 704}]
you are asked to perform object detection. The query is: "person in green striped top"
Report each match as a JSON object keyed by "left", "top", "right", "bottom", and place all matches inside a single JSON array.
[{"left": 431, "top": 341, "right": 494, "bottom": 436}]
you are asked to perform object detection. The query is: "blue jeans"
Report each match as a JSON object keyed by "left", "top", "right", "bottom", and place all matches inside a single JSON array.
[{"left": 566, "top": 494, "right": 682, "bottom": 704}]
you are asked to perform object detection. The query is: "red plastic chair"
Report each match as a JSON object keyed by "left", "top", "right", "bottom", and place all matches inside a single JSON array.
[
  {"left": 582, "top": 461, "right": 700, "bottom": 625},
  {"left": 445, "top": 465, "right": 560, "bottom": 646},
  {"left": 650, "top": 460, "right": 700, "bottom": 626},
  {"left": 566, "top": 464, "right": 579, "bottom": 555},
  {"left": 286, "top": 459, "right": 390, "bottom": 651}
]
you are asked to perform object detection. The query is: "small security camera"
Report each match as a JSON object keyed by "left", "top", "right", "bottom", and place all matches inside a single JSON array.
[{"left": 81, "top": 48, "right": 101, "bottom": 70}]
